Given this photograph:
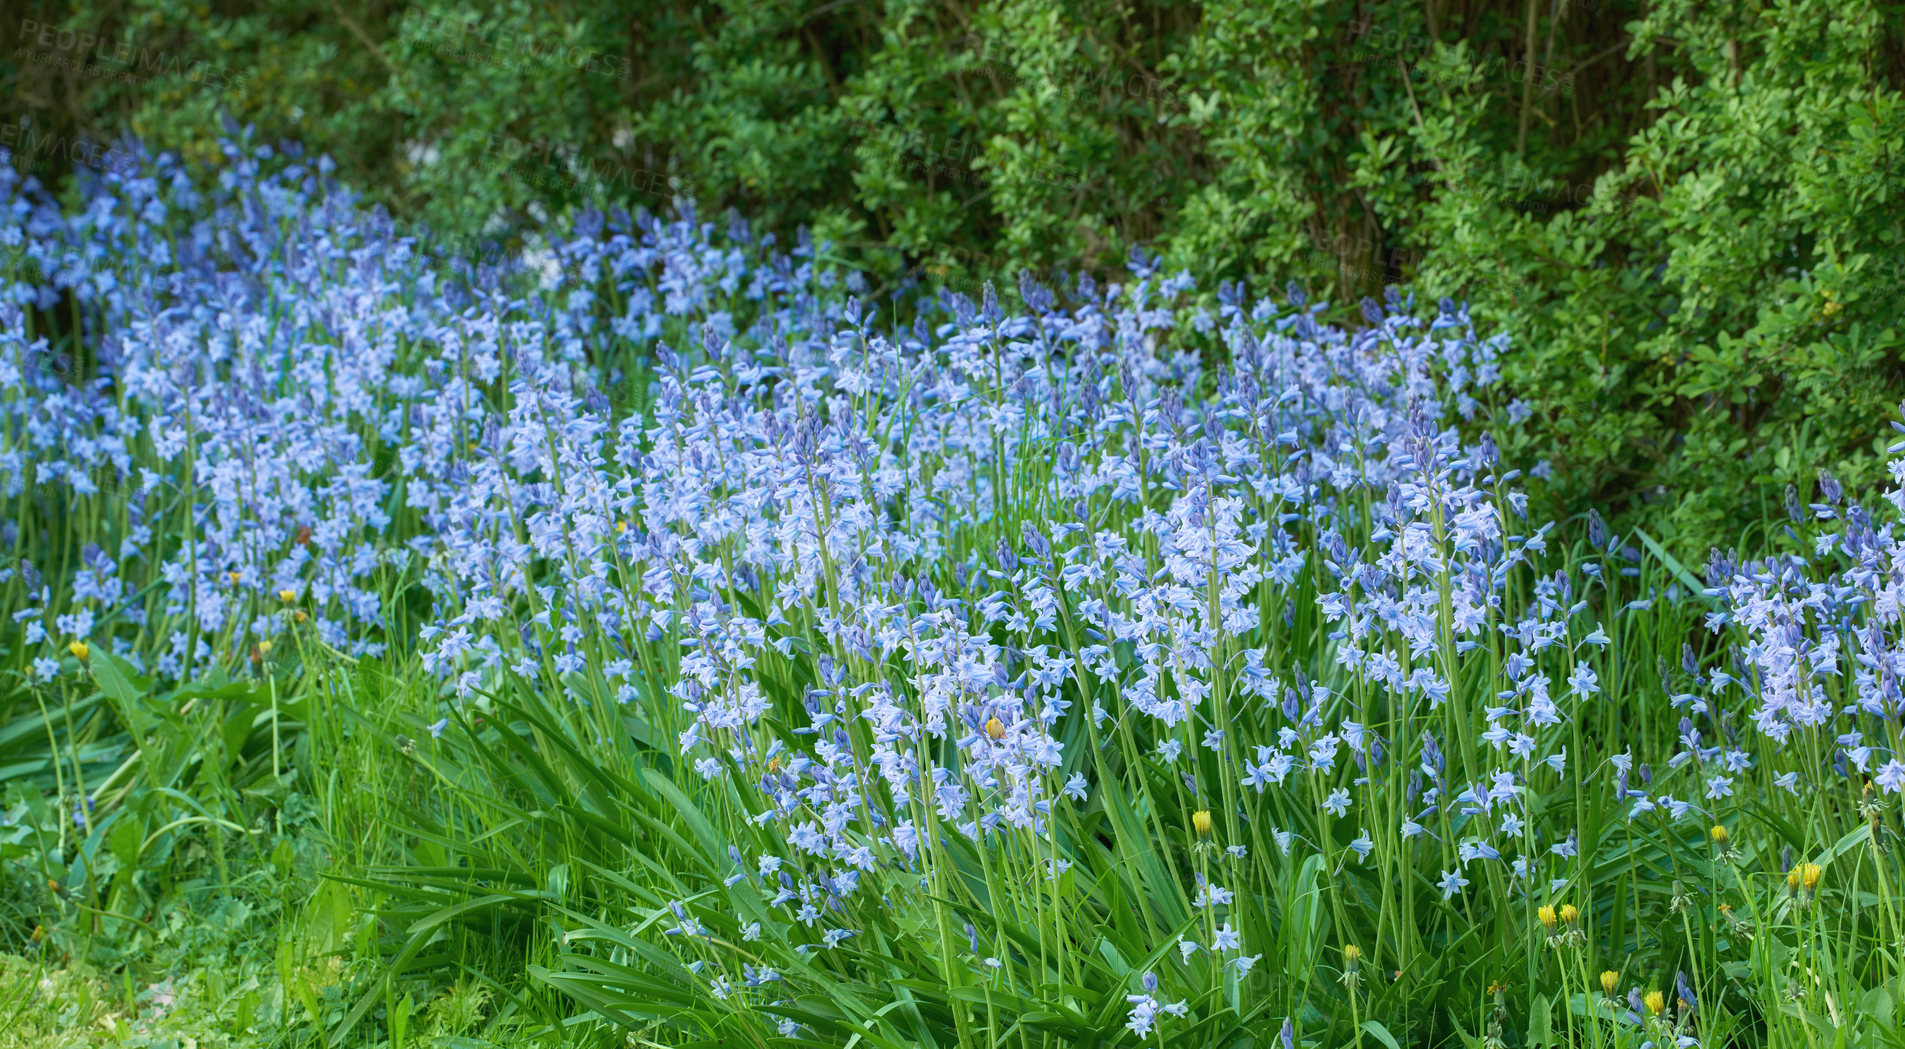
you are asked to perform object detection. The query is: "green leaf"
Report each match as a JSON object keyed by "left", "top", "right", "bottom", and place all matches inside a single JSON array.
[
  {"left": 1632, "top": 529, "right": 1703, "bottom": 594},
  {"left": 1363, "top": 1019, "right": 1405, "bottom": 1049},
  {"left": 1528, "top": 992, "right": 1553, "bottom": 1047}
]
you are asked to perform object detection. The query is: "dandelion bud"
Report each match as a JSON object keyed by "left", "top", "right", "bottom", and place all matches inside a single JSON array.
[
  {"left": 279, "top": 588, "right": 297, "bottom": 602},
  {"left": 1342, "top": 943, "right": 1362, "bottom": 969},
  {"left": 1600, "top": 970, "right": 1618, "bottom": 995},
  {"left": 1710, "top": 824, "right": 1728, "bottom": 846},
  {"left": 1192, "top": 810, "right": 1212, "bottom": 837},
  {"left": 984, "top": 716, "right": 1005, "bottom": 741},
  {"left": 1644, "top": 990, "right": 1665, "bottom": 1016},
  {"left": 229, "top": 570, "right": 242, "bottom": 584},
  {"left": 68, "top": 641, "right": 89, "bottom": 661},
  {"left": 1537, "top": 905, "right": 1558, "bottom": 929},
  {"left": 1559, "top": 904, "right": 1578, "bottom": 925},
  {"left": 1800, "top": 863, "right": 1822, "bottom": 891}
]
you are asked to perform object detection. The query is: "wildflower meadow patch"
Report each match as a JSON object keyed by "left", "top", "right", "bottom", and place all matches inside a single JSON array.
[{"left": 4, "top": 139, "right": 1905, "bottom": 1048}]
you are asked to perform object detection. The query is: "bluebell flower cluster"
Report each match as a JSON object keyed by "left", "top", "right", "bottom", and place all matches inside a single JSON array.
[{"left": 8, "top": 136, "right": 1903, "bottom": 1045}]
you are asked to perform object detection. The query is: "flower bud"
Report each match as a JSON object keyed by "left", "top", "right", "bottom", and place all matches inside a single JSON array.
[
  {"left": 1538, "top": 905, "right": 1557, "bottom": 929},
  {"left": 984, "top": 716, "right": 1005, "bottom": 741},
  {"left": 1600, "top": 970, "right": 1618, "bottom": 995},
  {"left": 1644, "top": 990, "right": 1665, "bottom": 1016},
  {"left": 1192, "top": 810, "right": 1212, "bottom": 837},
  {"left": 69, "top": 641, "right": 89, "bottom": 661}
]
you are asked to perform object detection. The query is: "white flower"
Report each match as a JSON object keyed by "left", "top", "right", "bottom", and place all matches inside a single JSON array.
[{"left": 1321, "top": 788, "right": 1352, "bottom": 817}]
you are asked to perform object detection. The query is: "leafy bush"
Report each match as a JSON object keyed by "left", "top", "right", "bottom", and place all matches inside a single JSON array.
[{"left": 10, "top": 140, "right": 1905, "bottom": 1047}]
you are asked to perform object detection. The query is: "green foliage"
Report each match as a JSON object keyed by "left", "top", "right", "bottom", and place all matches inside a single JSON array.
[{"left": 6, "top": 0, "right": 1903, "bottom": 548}]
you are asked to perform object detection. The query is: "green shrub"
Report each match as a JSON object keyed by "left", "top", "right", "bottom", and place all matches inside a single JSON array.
[{"left": 3, "top": 0, "right": 1903, "bottom": 553}]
